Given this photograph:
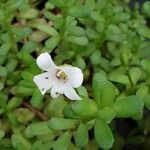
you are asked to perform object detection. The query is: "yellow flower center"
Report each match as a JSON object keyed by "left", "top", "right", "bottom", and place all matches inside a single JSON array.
[{"left": 56, "top": 69, "right": 68, "bottom": 80}]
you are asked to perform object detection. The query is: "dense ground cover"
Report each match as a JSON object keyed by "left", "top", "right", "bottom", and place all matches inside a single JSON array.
[{"left": 0, "top": 0, "right": 150, "bottom": 149}]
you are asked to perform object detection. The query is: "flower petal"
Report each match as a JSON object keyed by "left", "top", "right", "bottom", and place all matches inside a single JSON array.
[
  {"left": 50, "top": 84, "right": 63, "bottom": 99},
  {"left": 61, "top": 66, "right": 83, "bottom": 88},
  {"left": 63, "top": 83, "right": 81, "bottom": 100},
  {"left": 33, "top": 72, "right": 54, "bottom": 95},
  {"left": 36, "top": 52, "right": 57, "bottom": 71}
]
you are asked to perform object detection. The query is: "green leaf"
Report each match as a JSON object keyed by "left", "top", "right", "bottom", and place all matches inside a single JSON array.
[
  {"left": 18, "top": 80, "right": 34, "bottom": 88},
  {"left": 96, "top": 21, "right": 105, "bottom": 33},
  {"left": 91, "top": 11, "right": 105, "bottom": 22},
  {"left": 68, "top": 4, "right": 92, "bottom": 18},
  {"left": 20, "top": 41, "right": 37, "bottom": 53},
  {"left": 0, "top": 66, "right": 7, "bottom": 77},
  {"left": 11, "top": 134, "right": 31, "bottom": 150},
  {"left": 129, "top": 67, "right": 141, "bottom": 85},
  {"left": 70, "top": 97, "right": 98, "bottom": 118},
  {"left": 137, "top": 86, "right": 150, "bottom": 110},
  {"left": 76, "top": 56, "right": 86, "bottom": 70},
  {"left": 137, "top": 41, "right": 150, "bottom": 59},
  {"left": 105, "top": 24, "right": 125, "bottom": 42},
  {"left": 53, "top": 132, "right": 71, "bottom": 150},
  {"left": 4, "top": 0, "right": 25, "bottom": 14},
  {"left": 28, "top": 19, "right": 58, "bottom": 35},
  {"left": 48, "top": 117, "right": 78, "bottom": 130},
  {"left": 94, "top": 119, "right": 114, "bottom": 149},
  {"left": 31, "top": 89, "right": 43, "bottom": 109},
  {"left": 137, "top": 25, "right": 150, "bottom": 38},
  {"left": 144, "top": 95, "right": 150, "bottom": 110},
  {"left": 45, "top": 35, "right": 60, "bottom": 51},
  {"left": 141, "top": 59, "right": 150, "bottom": 74},
  {"left": 66, "top": 35, "right": 89, "bottom": 46},
  {"left": 111, "top": 95, "right": 144, "bottom": 118},
  {"left": 99, "top": 57, "right": 112, "bottom": 72},
  {"left": 25, "top": 122, "right": 52, "bottom": 138},
  {"left": 143, "top": 1, "right": 150, "bottom": 15},
  {"left": 77, "top": 86, "right": 88, "bottom": 97},
  {"left": 100, "top": 82, "right": 116, "bottom": 108},
  {"left": 63, "top": 104, "right": 78, "bottom": 119},
  {"left": 15, "top": 86, "right": 34, "bottom": 96},
  {"left": 19, "top": 8, "right": 39, "bottom": 19},
  {"left": 0, "top": 10, "right": 5, "bottom": 21},
  {"left": 98, "top": 107, "right": 116, "bottom": 123},
  {"left": 0, "top": 130, "right": 5, "bottom": 140},
  {"left": 85, "top": 27, "right": 99, "bottom": 39},
  {"left": 6, "top": 59, "right": 18, "bottom": 72},
  {"left": 13, "top": 108, "right": 35, "bottom": 123},
  {"left": 7, "top": 112, "right": 18, "bottom": 125},
  {"left": 7, "top": 97, "right": 23, "bottom": 111},
  {"left": 0, "top": 82, "right": 4, "bottom": 91},
  {"left": 0, "top": 93, "right": 8, "bottom": 108},
  {"left": 92, "top": 72, "right": 107, "bottom": 107},
  {"left": 109, "top": 71, "right": 131, "bottom": 86},
  {"left": 67, "top": 26, "right": 85, "bottom": 37},
  {"left": 0, "top": 42, "right": 11, "bottom": 56},
  {"left": 75, "top": 124, "right": 89, "bottom": 148},
  {"left": 18, "top": 51, "right": 35, "bottom": 67},
  {"left": 0, "top": 138, "right": 12, "bottom": 148},
  {"left": 21, "top": 71, "right": 34, "bottom": 82},
  {"left": 90, "top": 51, "right": 101, "bottom": 65},
  {"left": 44, "top": 96, "right": 66, "bottom": 117},
  {"left": 50, "top": 0, "right": 67, "bottom": 8},
  {"left": 112, "top": 12, "right": 130, "bottom": 23},
  {"left": 136, "top": 85, "right": 149, "bottom": 99},
  {"left": 120, "top": 49, "right": 132, "bottom": 66}
]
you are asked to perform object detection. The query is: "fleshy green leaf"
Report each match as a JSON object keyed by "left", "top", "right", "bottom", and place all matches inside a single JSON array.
[
  {"left": 25, "top": 122, "right": 52, "bottom": 138},
  {"left": 68, "top": 4, "right": 92, "bottom": 18},
  {"left": 53, "top": 132, "right": 71, "bottom": 150},
  {"left": 67, "top": 26, "right": 85, "bottom": 37},
  {"left": 144, "top": 95, "right": 150, "bottom": 110},
  {"left": 141, "top": 59, "right": 150, "bottom": 74},
  {"left": 48, "top": 117, "right": 79, "bottom": 130},
  {"left": 90, "top": 51, "right": 101, "bottom": 65},
  {"left": 7, "top": 97, "right": 23, "bottom": 111},
  {"left": 112, "top": 12, "right": 130, "bottom": 23},
  {"left": 94, "top": 119, "right": 114, "bottom": 149},
  {"left": 31, "top": 89, "right": 43, "bottom": 109},
  {"left": 0, "top": 130, "right": 5, "bottom": 140},
  {"left": 0, "top": 43, "right": 11, "bottom": 56},
  {"left": 109, "top": 71, "right": 131, "bottom": 86},
  {"left": 137, "top": 25, "right": 150, "bottom": 38},
  {"left": 11, "top": 134, "right": 31, "bottom": 150},
  {"left": 143, "top": 1, "right": 150, "bottom": 15},
  {"left": 28, "top": 19, "right": 58, "bottom": 35},
  {"left": 129, "top": 67, "right": 141, "bottom": 85},
  {"left": 75, "top": 124, "right": 89, "bottom": 148},
  {"left": 45, "top": 35, "right": 60, "bottom": 51},
  {"left": 70, "top": 97, "right": 98, "bottom": 118},
  {"left": 66, "top": 35, "right": 89, "bottom": 46},
  {"left": 13, "top": 108, "right": 35, "bottom": 123},
  {"left": 98, "top": 107, "right": 116, "bottom": 123},
  {"left": 4, "top": 0, "right": 25, "bottom": 14},
  {"left": 111, "top": 95, "right": 144, "bottom": 118}
]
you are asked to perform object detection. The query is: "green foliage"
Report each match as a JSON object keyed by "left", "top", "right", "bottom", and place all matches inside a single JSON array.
[
  {"left": 0, "top": 0, "right": 150, "bottom": 149},
  {"left": 94, "top": 119, "right": 114, "bottom": 150}
]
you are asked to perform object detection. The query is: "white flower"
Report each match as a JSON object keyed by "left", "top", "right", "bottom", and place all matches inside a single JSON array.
[{"left": 33, "top": 52, "right": 83, "bottom": 100}]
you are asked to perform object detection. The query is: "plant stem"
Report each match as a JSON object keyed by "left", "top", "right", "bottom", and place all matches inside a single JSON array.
[{"left": 22, "top": 102, "right": 48, "bottom": 121}]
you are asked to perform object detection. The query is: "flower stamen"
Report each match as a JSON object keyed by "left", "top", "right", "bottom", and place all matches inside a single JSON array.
[{"left": 56, "top": 69, "right": 68, "bottom": 81}]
